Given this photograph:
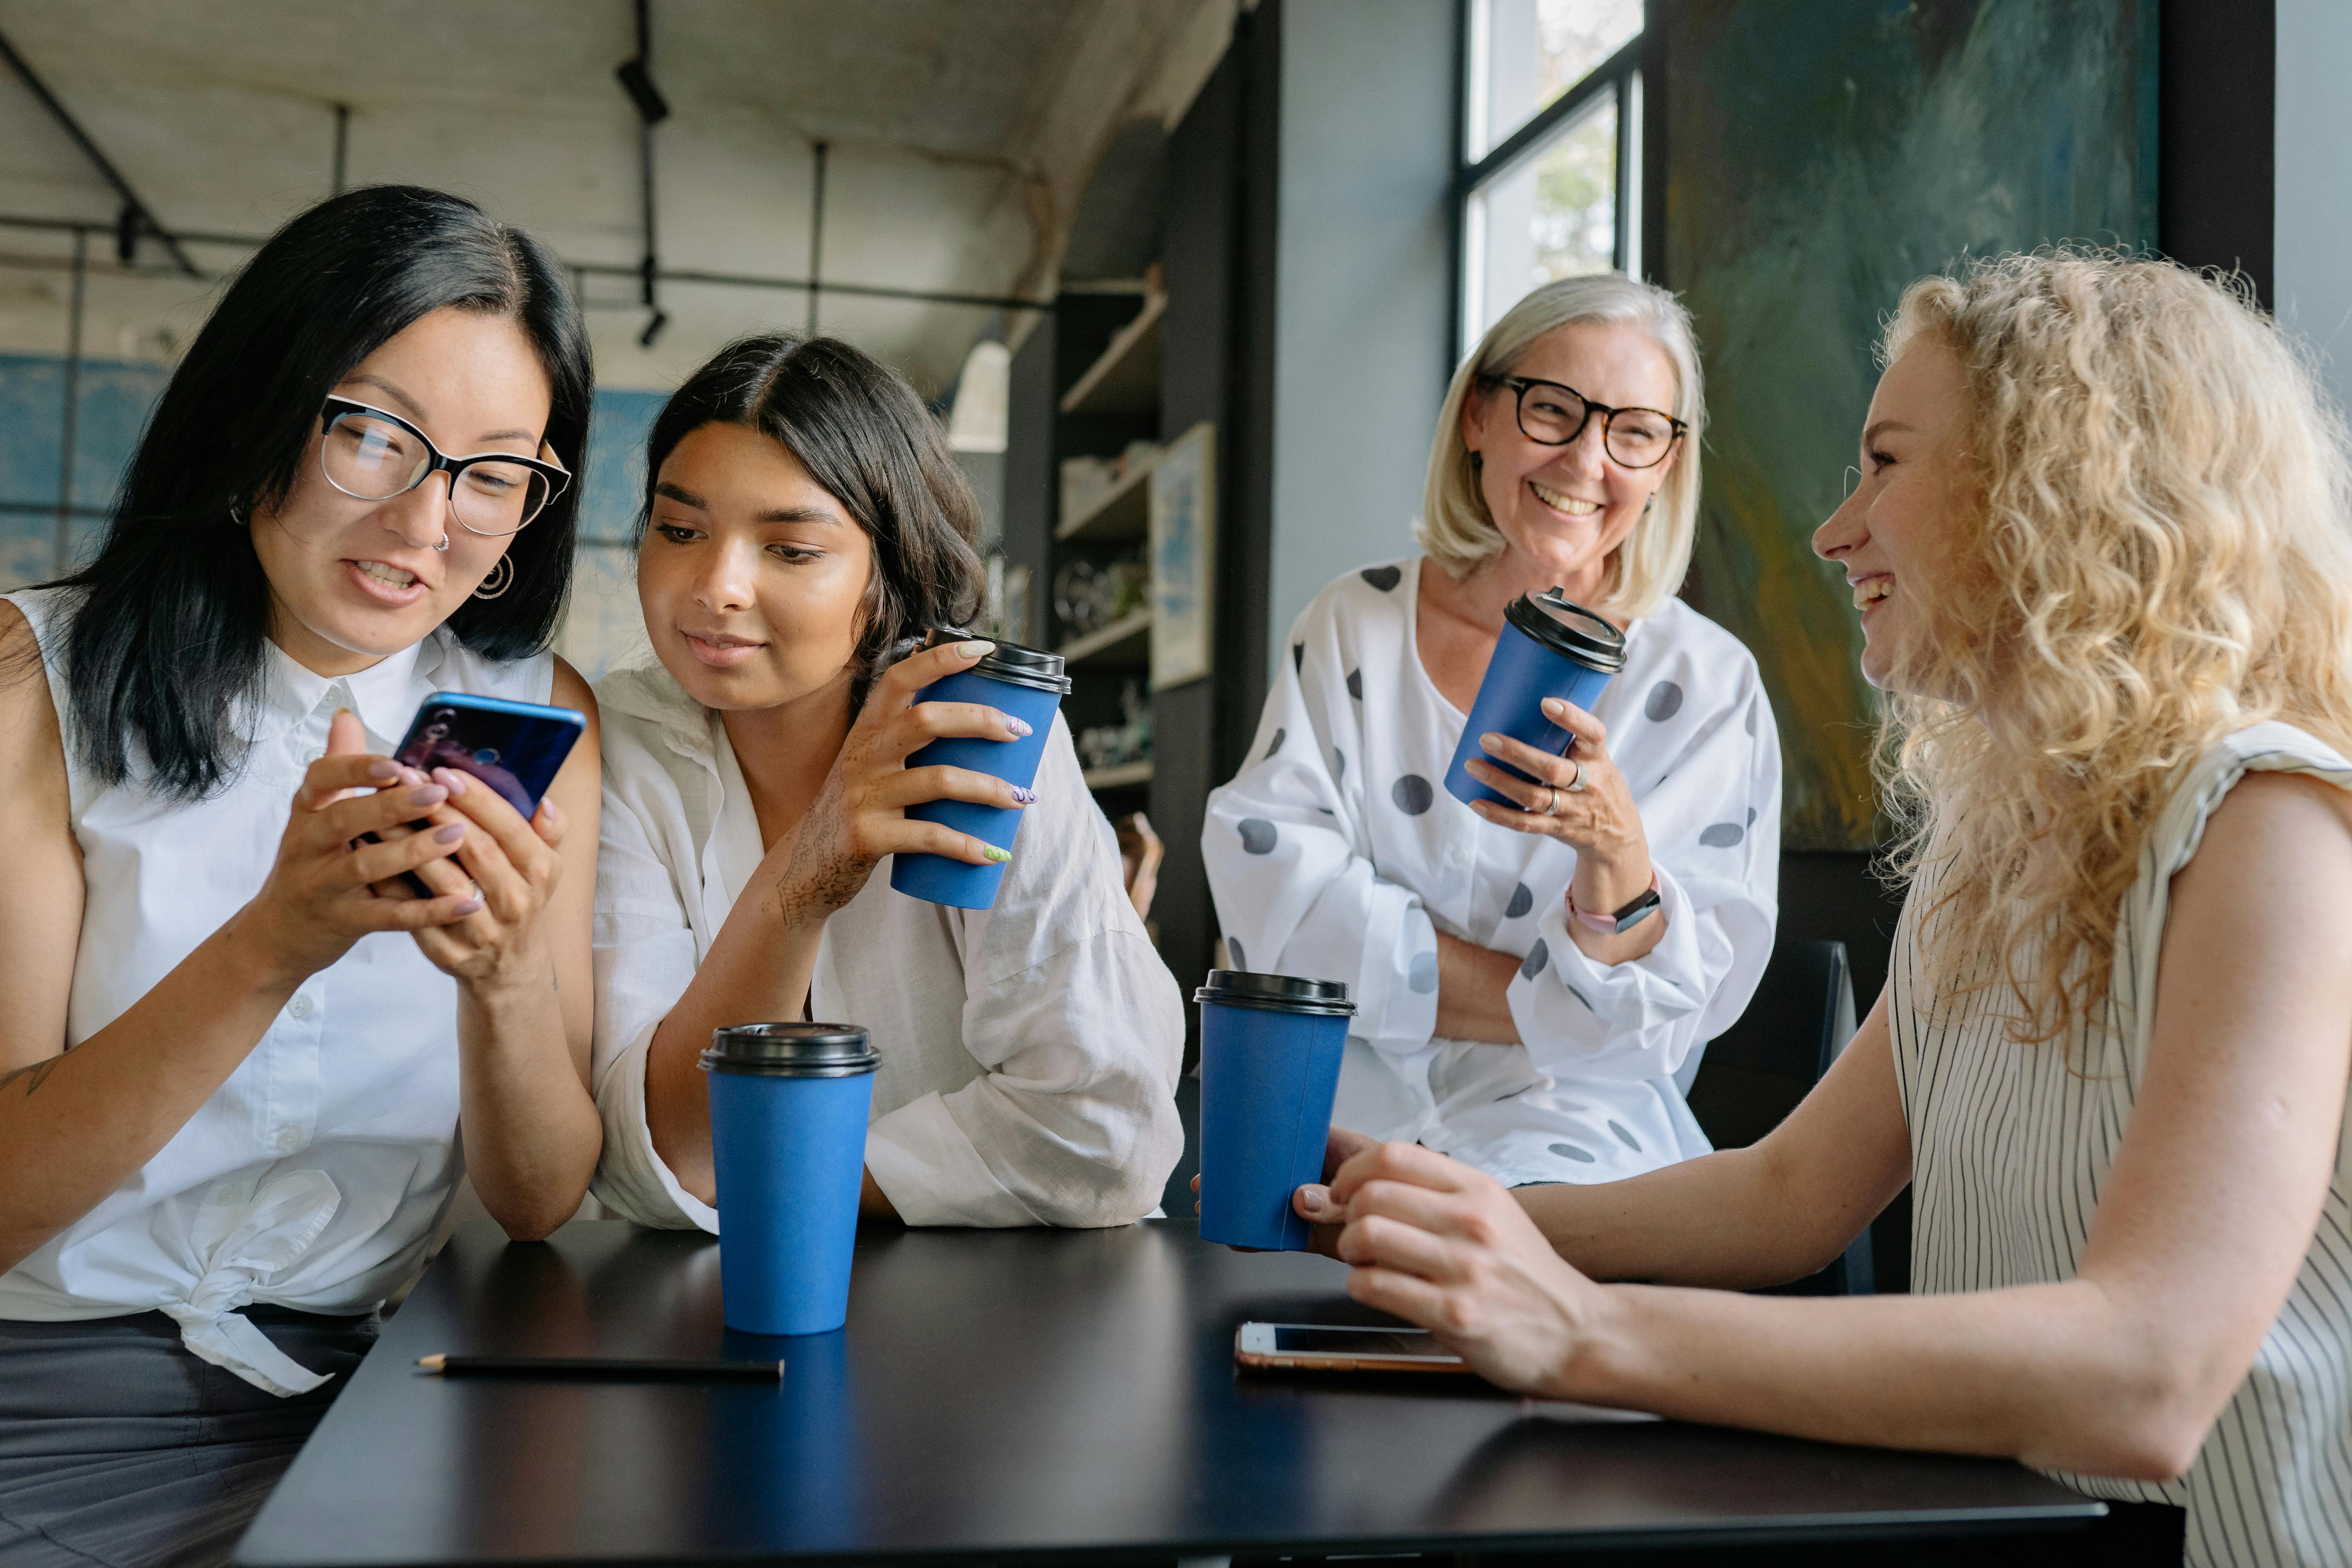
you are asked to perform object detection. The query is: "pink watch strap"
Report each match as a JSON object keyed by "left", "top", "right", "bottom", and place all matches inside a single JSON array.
[{"left": 1567, "top": 871, "right": 1659, "bottom": 934}]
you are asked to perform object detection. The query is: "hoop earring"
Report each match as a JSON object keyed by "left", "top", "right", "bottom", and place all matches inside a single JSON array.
[
  {"left": 229, "top": 504, "right": 247, "bottom": 528},
  {"left": 472, "top": 555, "right": 514, "bottom": 601}
]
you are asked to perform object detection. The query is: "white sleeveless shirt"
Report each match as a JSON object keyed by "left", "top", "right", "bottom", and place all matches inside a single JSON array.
[
  {"left": 0, "top": 586, "right": 552, "bottom": 1397},
  {"left": 1893, "top": 722, "right": 2352, "bottom": 1568}
]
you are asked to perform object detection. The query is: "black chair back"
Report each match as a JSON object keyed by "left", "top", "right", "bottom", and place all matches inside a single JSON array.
[{"left": 1686, "top": 938, "right": 1873, "bottom": 1295}]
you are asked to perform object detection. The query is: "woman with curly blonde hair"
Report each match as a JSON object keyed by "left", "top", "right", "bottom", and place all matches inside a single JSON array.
[{"left": 1286, "top": 251, "right": 2352, "bottom": 1566}]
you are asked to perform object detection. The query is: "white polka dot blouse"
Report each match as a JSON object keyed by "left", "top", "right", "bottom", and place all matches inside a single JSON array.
[{"left": 1201, "top": 557, "right": 1784, "bottom": 1187}]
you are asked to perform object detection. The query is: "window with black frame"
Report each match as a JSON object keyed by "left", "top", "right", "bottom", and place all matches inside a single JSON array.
[{"left": 1458, "top": 0, "right": 1646, "bottom": 347}]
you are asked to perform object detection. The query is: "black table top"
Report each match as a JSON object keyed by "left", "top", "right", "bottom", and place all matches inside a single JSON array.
[{"left": 238, "top": 1220, "right": 2100, "bottom": 1566}]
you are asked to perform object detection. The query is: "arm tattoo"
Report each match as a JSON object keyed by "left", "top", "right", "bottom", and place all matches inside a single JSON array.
[{"left": 0, "top": 1057, "right": 63, "bottom": 1098}]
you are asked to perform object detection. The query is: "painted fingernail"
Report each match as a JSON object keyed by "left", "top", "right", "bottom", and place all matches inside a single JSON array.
[
  {"left": 958, "top": 639, "right": 995, "bottom": 657},
  {"left": 1297, "top": 1184, "right": 1334, "bottom": 1217},
  {"left": 408, "top": 784, "right": 447, "bottom": 806},
  {"left": 367, "top": 760, "right": 399, "bottom": 780},
  {"left": 433, "top": 823, "right": 466, "bottom": 844},
  {"left": 1541, "top": 697, "right": 1567, "bottom": 714},
  {"left": 1005, "top": 716, "right": 1033, "bottom": 737},
  {"left": 984, "top": 846, "right": 1012, "bottom": 863},
  {"left": 452, "top": 897, "right": 484, "bottom": 915},
  {"left": 433, "top": 768, "right": 470, "bottom": 797},
  {"left": 1011, "top": 786, "right": 1037, "bottom": 804}
]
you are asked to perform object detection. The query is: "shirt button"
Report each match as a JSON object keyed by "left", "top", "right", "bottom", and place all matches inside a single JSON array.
[
  {"left": 288, "top": 994, "right": 315, "bottom": 1020},
  {"left": 275, "top": 1125, "right": 302, "bottom": 1153}
]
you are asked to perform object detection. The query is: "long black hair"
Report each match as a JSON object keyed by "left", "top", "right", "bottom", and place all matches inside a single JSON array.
[
  {"left": 641, "top": 334, "right": 985, "bottom": 707},
  {"left": 33, "top": 185, "right": 592, "bottom": 799}
]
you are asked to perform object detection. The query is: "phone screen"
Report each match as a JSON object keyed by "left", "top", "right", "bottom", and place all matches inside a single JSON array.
[
  {"left": 1270, "top": 1325, "right": 1456, "bottom": 1359},
  {"left": 393, "top": 695, "right": 583, "bottom": 817}
]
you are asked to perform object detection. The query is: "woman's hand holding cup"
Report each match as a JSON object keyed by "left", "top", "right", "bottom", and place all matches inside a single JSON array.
[
  {"left": 1462, "top": 696, "right": 1656, "bottom": 926},
  {"left": 771, "top": 638, "right": 1036, "bottom": 930}
]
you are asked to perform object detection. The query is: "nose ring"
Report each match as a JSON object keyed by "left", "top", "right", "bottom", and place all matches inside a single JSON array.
[{"left": 433, "top": 534, "right": 450, "bottom": 554}]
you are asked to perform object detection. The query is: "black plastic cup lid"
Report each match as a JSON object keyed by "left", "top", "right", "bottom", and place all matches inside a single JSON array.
[
  {"left": 1193, "top": 970, "right": 1357, "bottom": 1017},
  {"left": 1504, "top": 590, "right": 1626, "bottom": 673},
  {"left": 918, "top": 627, "right": 1073, "bottom": 694},
  {"left": 701, "top": 1023, "right": 879, "bottom": 1077}
]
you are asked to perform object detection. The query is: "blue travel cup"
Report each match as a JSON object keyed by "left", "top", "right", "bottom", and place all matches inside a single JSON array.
[
  {"left": 704, "top": 1024, "right": 880, "bottom": 1336},
  {"left": 1195, "top": 971, "right": 1357, "bottom": 1251},
  {"left": 889, "top": 629, "right": 1073, "bottom": 911},
  {"left": 1442, "top": 589, "right": 1627, "bottom": 808}
]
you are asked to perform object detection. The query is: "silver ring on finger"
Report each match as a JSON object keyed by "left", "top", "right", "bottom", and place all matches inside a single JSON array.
[
  {"left": 1544, "top": 786, "right": 1562, "bottom": 817},
  {"left": 1564, "top": 760, "right": 1587, "bottom": 793}
]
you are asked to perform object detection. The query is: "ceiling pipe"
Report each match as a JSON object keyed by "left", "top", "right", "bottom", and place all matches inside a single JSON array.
[
  {"left": 806, "top": 139, "right": 827, "bottom": 336},
  {"left": 0, "top": 212, "right": 1051, "bottom": 314},
  {"left": 615, "top": 0, "right": 671, "bottom": 347},
  {"left": 0, "top": 27, "right": 199, "bottom": 278}
]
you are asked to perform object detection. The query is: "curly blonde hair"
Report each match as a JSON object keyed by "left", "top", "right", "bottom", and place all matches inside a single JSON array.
[
  {"left": 1416, "top": 274, "right": 1704, "bottom": 622},
  {"left": 1879, "top": 249, "right": 2352, "bottom": 1043}
]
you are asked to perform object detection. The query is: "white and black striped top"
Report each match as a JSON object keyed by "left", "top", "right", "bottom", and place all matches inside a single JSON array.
[{"left": 1893, "top": 722, "right": 2352, "bottom": 1568}]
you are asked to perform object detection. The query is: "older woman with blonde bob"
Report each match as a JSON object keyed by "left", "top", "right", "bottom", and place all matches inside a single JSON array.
[
  {"left": 1300, "top": 252, "right": 2352, "bottom": 1567},
  {"left": 1202, "top": 275, "right": 1782, "bottom": 1189}
]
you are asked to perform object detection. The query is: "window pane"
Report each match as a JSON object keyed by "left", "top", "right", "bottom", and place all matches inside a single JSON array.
[
  {"left": 1464, "top": 94, "right": 1618, "bottom": 342},
  {"left": 1470, "top": 0, "right": 1643, "bottom": 160}
]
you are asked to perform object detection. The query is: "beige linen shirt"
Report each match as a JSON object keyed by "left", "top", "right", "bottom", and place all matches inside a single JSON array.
[{"left": 589, "top": 662, "right": 1184, "bottom": 1230}]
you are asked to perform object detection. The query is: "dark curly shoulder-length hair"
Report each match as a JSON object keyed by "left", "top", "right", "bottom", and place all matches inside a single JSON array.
[
  {"left": 11, "top": 184, "right": 592, "bottom": 800},
  {"left": 640, "top": 333, "right": 985, "bottom": 707}
]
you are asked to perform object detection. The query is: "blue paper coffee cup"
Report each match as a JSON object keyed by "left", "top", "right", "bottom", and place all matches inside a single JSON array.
[
  {"left": 1443, "top": 589, "right": 1627, "bottom": 808},
  {"left": 704, "top": 1023, "right": 880, "bottom": 1336},
  {"left": 1195, "top": 971, "right": 1357, "bottom": 1251},
  {"left": 890, "top": 630, "right": 1073, "bottom": 911}
]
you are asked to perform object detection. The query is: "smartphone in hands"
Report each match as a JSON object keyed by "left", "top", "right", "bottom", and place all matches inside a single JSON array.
[
  {"left": 391, "top": 692, "right": 585, "bottom": 816},
  {"left": 375, "top": 692, "right": 586, "bottom": 894}
]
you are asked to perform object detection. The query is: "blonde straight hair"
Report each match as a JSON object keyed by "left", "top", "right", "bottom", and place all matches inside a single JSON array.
[
  {"left": 1416, "top": 274, "right": 1705, "bottom": 622},
  {"left": 1878, "top": 249, "right": 2352, "bottom": 1043}
]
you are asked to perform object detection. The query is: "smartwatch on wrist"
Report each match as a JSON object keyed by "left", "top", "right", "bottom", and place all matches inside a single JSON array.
[{"left": 1568, "top": 872, "right": 1661, "bottom": 935}]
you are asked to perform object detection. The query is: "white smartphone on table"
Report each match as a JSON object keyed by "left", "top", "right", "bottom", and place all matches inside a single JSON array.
[{"left": 1234, "top": 1321, "right": 1470, "bottom": 1374}]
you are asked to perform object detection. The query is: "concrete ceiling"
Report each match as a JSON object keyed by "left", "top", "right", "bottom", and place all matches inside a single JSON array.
[{"left": 0, "top": 0, "right": 1236, "bottom": 394}]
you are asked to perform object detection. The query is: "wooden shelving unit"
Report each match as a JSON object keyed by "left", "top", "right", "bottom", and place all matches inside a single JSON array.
[
  {"left": 1056, "top": 607, "right": 1152, "bottom": 666},
  {"left": 1058, "top": 290, "right": 1166, "bottom": 418},
  {"left": 1054, "top": 450, "right": 1159, "bottom": 543},
  {"left": 1081, "top": 759, "right": 1154, "bottom": 790}
]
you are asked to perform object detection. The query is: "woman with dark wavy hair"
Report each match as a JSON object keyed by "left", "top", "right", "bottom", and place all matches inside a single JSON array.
[
  {"left": 0, "top": 186, "right": 602, "bottom": 1568},
  {"left": 591, "top": 333, "right": 1183, "bottom": 1232}
]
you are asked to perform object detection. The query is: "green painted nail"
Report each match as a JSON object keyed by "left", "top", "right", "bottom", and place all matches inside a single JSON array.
[{"left": 984, "top": 846, "right": 1012, "bottom": 863}]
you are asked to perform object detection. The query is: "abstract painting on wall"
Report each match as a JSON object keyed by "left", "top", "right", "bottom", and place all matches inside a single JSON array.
[{"left": 1668, "top": 0, "right": 2157, "bottom": 848}]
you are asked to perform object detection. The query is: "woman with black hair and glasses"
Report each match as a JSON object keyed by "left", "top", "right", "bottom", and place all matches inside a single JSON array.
[
  {"left": 0, "top": 187, "right": 601, "bottom": 1568},
  {"left": 590, "top": 334, "right": 1183, "bottom": 1233}
]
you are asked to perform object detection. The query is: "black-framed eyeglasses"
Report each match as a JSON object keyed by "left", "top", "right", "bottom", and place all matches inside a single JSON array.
[
  {"left": 1483, "top": 376, "right": 1687, "bottom": 470},
  {"left": 318, "top": 397, "right": 570, "bottom": 538}
]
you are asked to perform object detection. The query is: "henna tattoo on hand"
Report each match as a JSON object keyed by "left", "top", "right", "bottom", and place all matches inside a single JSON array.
[{"left": 0, "top": 1057, "right": 63, "bottom": 1098}]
